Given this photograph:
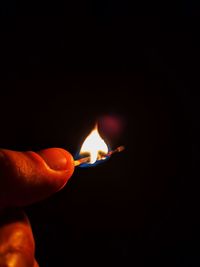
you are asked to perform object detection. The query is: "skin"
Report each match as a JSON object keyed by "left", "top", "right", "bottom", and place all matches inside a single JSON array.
[{"left": 0, "top": 148, "right": 75, "bottom": 267}]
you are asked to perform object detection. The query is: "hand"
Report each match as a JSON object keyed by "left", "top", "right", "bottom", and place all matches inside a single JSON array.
[{"left": 0, "top": 148, "right": 74, "bottom": 267}]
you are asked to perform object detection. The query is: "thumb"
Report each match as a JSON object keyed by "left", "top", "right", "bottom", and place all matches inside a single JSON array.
[{"left": 0, "top": 148, "right": 74, "bottom": 208}]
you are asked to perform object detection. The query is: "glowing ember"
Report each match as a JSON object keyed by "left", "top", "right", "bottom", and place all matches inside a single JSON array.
[{"left": 79, "top": 125, "right": 108, "bottom": 164}]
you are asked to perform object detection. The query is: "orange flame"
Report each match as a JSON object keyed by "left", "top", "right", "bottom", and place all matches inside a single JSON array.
[{"left": 80, "top": 125, "right": 108, "bottom": 164}]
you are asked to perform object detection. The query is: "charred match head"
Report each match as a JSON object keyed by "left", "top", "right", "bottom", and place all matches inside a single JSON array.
[{"left": 113, "top": 145, "right": 125, "bottom": 153}]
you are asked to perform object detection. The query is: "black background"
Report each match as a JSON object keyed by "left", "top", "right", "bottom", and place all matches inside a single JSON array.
[{"left": 1, "top": 2, "right": 200, "bottom": 267}]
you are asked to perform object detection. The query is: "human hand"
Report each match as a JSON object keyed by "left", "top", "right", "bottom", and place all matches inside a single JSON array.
[{"left": 0, "top": 148, "right": 74, "bottom": 267}]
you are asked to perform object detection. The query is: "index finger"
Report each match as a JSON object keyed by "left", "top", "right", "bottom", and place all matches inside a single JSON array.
[{"left": 0, "top": 148, "right": 74, "bottom": 208}]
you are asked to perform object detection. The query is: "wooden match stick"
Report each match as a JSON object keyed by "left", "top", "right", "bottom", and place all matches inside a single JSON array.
[{"left": 74, "top": 146, "right": 125, "bottom": 167}]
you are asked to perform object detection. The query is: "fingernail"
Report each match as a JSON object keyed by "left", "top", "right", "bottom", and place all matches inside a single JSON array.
[{"left": 38, "top": 148, "right": 72, "bottom": 171}]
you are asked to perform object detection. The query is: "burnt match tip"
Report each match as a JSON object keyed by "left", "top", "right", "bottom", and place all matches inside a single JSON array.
[{"left": 117, "top": 146, "right": 125, "bottom": 152}]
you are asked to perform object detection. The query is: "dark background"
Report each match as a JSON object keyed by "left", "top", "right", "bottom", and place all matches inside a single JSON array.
[{"left": 1, "top": 2, "right": 200, "bottom": 267}]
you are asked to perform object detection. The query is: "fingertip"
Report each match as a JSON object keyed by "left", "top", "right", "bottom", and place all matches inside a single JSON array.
[
  {"left": 38, "top": 148, "right": 74, "bottom": 172},
  {"left": 37, "top": 148, "right": 75, "bottom": 187}
]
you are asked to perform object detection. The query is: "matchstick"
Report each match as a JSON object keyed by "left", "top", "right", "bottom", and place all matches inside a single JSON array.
[{"left": 74, "top": 146, "right": 125, "bottom": 167}]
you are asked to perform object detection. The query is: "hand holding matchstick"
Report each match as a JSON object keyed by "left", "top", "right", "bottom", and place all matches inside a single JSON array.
[{"left": 0, "top": 121, "right": 125, "bottom": 267}]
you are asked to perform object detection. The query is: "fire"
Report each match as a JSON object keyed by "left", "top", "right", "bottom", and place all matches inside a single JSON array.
[{"left": 79, "top": 125, "right": 108, "bottom": 164}]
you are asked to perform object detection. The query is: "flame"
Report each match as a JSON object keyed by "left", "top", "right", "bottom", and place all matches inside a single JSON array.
[{"left": 80, "top": 125, "right": 108, "bottom": 164}]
